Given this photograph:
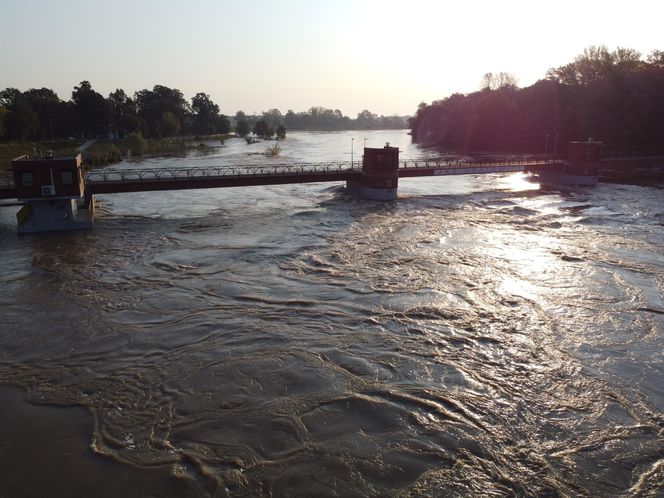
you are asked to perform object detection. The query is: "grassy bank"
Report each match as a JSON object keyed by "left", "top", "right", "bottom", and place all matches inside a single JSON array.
[
  {"left": 144, "top": 134, "right": 233, "bottom": 154},
  {"left": 0, "top": 140, "right": 83, "bottom": 171},
  {"left": 82, "top": 142, "right": 123, "bottom": 167},
  {"left": 1, "top": 134, "right": 234, "bottom": 171}
]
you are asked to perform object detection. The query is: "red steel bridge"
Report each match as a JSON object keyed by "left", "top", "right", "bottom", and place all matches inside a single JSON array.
[
  {"left": 0, "top": 156, "right": 566, "bottom": 199},
  {"left": 87, "top": 156, "right": 564, "bottom": 194},
  {"left": 1, "top": 142, "right": 662, "bottom": 233},
  {"left": 1, "top": 146, "right": 663, "bottom": 202}
]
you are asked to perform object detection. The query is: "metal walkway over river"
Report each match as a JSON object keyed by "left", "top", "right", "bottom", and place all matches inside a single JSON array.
[
  {"left": 78, "top": 157, "right": 563, "bottom": 195},
  {"left": 2, "top": 141, "right": 662, "bottom": 233},
  {"left": 0, "top": 157, "right": 563, "bottom": 198}
]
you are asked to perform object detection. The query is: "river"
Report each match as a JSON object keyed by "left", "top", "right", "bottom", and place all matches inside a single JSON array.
[{"left": 0, "top": 130, "right": 662, "bottom": 497}]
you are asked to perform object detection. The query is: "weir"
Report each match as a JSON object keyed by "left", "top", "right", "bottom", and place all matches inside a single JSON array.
[{"left": 2, "top": 139, "right": 657, "bottom": 233}]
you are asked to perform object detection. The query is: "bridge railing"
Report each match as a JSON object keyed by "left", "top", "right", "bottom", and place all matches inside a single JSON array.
[
  {"left": 602, "top": 150, "right": 664, "bottom": 159},
  {"left": 398, "top": 157, "right": 564, "bottom": 169},
  {"left": 84, "top": 156, "right": 568, "bottom": 184},
  {"left": 85, "top": 161, "right": 358, "bottom": 183}
]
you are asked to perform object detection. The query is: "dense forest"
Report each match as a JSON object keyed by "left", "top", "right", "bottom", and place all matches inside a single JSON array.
[
  {"left": 0, "top": 83, "right": 408, "bottom": 143},
  {"left": 409, "top": 46, "right": 664, "bottom": 153}
]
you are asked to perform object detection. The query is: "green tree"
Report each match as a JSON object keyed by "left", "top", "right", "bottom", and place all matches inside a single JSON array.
[
  {"left": 160, "top": 111, "right": 180, "bottom": 137},
  {"left": 264, "top": 124, "right": 275, "bottom": 139},
  {"left": 276, "top": 124, "right": 286, "bottom": 139},
  {"left": 253, "top": 119, "right": 269, "bottom": 137},
  {"left": 135, "top": 85, "right": 190, "bottom": 137},
  {"left": 412, "top": 45, "right": 664, "bottom": 153},
  {"left": 284, "top": 109, "right": 296, "bottom": 129},
  {"left": 355, "top": 110, "right": 377, "bottom": 129},
  {"left": 108, "top": 89, "right": 137, "bottom": 137},
  {"left": 235, "top": 119, "right": 250, "bottom": 137},
  {"left": 72, "top": 81, "right": 110, "bottom": 137},
  {"left": 1, "top": 89, "right": 40, "bottom": 141},
  {"left": 6, "top": 97, "right": 40, "bottom": 141},
  {"left": 262, "top": 108, "right": 283, "bottom": 128},
  {"left": 481, "top": 72, "right": 518, "bottom": 91},
  {"left": 0, "top": 105, "right": 6, "bottom": 139},
  {"left": 647, "top": 49, "right": 664, "bottom": 67},
  {"left": 122, "top": 131, "right": 148, "bottom": 155},
  {"left": 216, "top": 115, "right": 231, "bottom": 134},
  {"left": 191, "top": 92, "right": 220, "bottom": 134},
  {"left": 22, "top": 88, "right": 65, "bottom": 139},
  {"left": 0, "top": 88, "right": 21, "bottom": 107}
]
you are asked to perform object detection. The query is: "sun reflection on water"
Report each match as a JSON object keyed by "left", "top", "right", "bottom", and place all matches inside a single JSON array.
[
  {"left": 485, "top": 229, "right": 565, "bottom": 303},
  {"left": 498, "top": 172, "right": 540, "bottom": 192}
]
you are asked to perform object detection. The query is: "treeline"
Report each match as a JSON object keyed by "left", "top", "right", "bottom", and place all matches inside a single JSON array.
[
  {"left": 0, "top": 81, "right": 407, "bottom": 143},
  {"left": 0, "top": 83, "right": 232, "bottom": 141},
  {"left": 232, "top": 108, "right": 406, "bottom": 137},
  {"left": 281, "top": 108, "right": 407, "bottom": 130},
  {"left": 409, "top": 47, "right": 664, "bottom": 153},
  {"left": 233, "top": 108, "right": 406, "bottom": 133}
]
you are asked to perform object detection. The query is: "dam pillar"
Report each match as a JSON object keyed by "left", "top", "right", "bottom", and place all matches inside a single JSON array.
[
  {"left": 536, "top": 139, "right": 601, "bottom": 186},
  {"left": 11, "top": 154, "right": 94, "bottom": 233},
  {"left": 565, "top": 139, "right": 601, "bottom": 185},
  {"left": 346, "top": 144, "right": 399, "bottom": 200}
]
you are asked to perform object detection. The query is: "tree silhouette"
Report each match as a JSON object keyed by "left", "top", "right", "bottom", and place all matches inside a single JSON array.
[
  {"left": 235, "top": 119, "right": 250, "bottom": 137},
  {"left": 72, "top": 81, "right": 110, "bottom": 137}
]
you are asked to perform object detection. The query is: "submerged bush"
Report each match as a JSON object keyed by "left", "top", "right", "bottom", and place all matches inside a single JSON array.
[
  {"left": 265, "top": 143, "right": 281, "bottom": 157},
  {"left": 83, "top": 142, "right": 122, "bottom": 167},
  {"left": 123, "top": 132, "right": 148, "bottom": 156}
]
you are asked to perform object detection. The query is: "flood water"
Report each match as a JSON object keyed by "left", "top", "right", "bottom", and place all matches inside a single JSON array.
[{"left": 0, "top": 130, "right": 663, "bottom": 497}]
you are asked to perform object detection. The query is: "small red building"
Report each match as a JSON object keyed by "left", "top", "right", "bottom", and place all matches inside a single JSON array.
[
  {"left": 362, "top": 145, "right": 400, "bottom": 190},
  {"left": 566, "top": 140, "right": 602, "bottom": 176},
  {"left": 355, "top": 144, "right": 400, "bottom": 200},
  {"left": 11, "top": 154, "right": 93, "bottom": 233},
  {"left": 12, "top": 154, "right": 85, "bottom": 200}
]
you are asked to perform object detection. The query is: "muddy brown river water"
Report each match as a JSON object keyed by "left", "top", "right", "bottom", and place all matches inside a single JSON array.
[{"left": 0, "top": 130, "right": 662, "bottom": 496}]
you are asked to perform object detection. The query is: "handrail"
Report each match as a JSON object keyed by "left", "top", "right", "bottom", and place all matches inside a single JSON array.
[
  {"left": 601, "top": 155, "right": 664, "bottom": 162},
  {"left": 398, "top": 158, "right": 564, "bottom": 169},
  {"left": 85, "top": 158, "right": 570, "bottom": 184},
  {"left": 85, "top": 161, "right": 357, "bottom": 183}
]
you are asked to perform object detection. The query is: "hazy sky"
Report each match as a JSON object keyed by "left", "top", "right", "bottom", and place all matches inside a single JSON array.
[{"left": 1, "top": 0, "right": 662, "bottom": 116}]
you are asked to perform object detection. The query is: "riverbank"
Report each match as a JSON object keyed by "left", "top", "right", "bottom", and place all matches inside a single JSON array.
[
  {"left": 0, "top": 134, "right": 236, "bottom": 171},
  {"left": 0, "top": 140, "right": 83, "bottom": 170}
]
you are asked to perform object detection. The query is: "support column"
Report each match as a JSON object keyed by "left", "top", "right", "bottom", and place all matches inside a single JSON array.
[
  {"left": 347, "top": 144, "right": 399, "bottom": 200},
  {"left": 565, "top": 140, "right": 601, "bottom": 185}
]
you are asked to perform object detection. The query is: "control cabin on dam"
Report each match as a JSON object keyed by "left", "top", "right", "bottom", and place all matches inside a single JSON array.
[
  {"left": 535, "top": 140, "right": 602, "bottom": 186},
  {"left": 11, "top": 154, "right": 94, "bottom": 233}
]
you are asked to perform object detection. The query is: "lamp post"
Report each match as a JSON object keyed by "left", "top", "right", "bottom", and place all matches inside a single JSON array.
[
  {"left": 553, "top": 134, "right": 559, "bottom": 157},
  {"left": 351, "top": 138, "right": 354, "bottom": 168}
]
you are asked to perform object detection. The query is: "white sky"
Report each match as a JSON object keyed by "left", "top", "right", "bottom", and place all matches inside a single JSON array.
[{"left": 1, "top": 0, "right": 662, "bottom": 116}]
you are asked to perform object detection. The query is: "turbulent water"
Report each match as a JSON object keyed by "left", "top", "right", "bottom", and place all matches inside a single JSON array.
[{"left": 0, "top": 130, "right": 663, "bottom": 497}]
